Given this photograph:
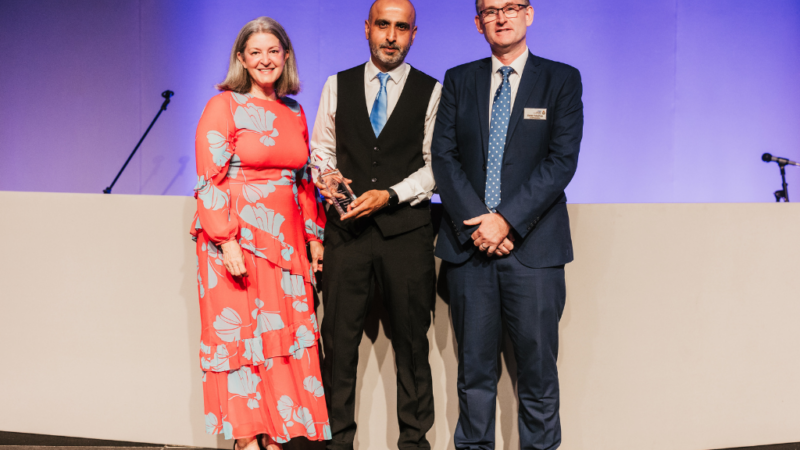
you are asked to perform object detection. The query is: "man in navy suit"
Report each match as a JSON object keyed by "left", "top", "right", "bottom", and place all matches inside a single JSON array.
[{"left": 431, "top": 1, "right": 583, "bottom": 448}]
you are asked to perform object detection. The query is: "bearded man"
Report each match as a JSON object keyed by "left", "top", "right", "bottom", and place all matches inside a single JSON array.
[{"left": 309, "top": 0, "right": 441, "bottom": 449}]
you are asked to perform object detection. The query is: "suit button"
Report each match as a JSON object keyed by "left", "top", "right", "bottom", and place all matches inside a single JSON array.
[
  {"left": 373, "top": 146, "right": 379, "bottom": 151},
  {"left": 372, "top": 161, "right": 378, "bottom": 166},
  {"left": 371, "top": 178, "right": 377, "bottom": 183},
  {"left": 528, "top": 224, "right": 533, "bottom": 230}
]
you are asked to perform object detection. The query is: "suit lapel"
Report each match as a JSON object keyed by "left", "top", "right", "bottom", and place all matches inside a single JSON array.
[
  {"left": 505, "top": 52, "right": 541, "bottom": 149},
  {"left": 474, "top": 59, "right": 492, "bottom": 160}
]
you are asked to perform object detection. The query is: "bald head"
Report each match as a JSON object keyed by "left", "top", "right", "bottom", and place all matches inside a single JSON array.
[
  {"left": 364, "top": 0, "right": 418, "bottom": 72},
  {"left": 369, "top": 0, "right": 416, "bottom": 27}
]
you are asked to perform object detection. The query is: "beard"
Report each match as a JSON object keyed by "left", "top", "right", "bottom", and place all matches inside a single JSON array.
[{"left": 369, "top": 40, "right": 410, "bottom": 69}]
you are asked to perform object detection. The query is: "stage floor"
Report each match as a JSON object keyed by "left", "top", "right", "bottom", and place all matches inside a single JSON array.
[{"left": 0, "top": 431, "right": 798, "bottom": 450}]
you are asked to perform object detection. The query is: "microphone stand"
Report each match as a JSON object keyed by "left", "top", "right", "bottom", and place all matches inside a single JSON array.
[
  {"left": 103, "top": 90, "right": 174, "bottom": 194},
  {"left": 774, "top": 162, "right": 790, "bottom": 202}
]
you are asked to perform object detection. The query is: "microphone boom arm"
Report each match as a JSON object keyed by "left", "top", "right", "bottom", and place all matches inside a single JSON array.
[{"left": 103, "top": 90, "right": 174, "bottom": 194}]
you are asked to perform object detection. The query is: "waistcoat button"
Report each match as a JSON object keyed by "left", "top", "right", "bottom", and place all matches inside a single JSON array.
[{"left": 371, "top": 178, "right": 378, "bottom": 183}]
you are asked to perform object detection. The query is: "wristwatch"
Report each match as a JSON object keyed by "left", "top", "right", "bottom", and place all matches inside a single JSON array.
[{"left": 386, "top": 188, "right": 399, "bottom": 207}]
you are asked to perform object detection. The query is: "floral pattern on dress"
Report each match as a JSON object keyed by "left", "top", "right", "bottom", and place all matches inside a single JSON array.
[
  {"left": 252, "top": 297, "right": 285, "bottom": 336},
  {"left": 205, "top": 412, "right": 233, "bottom": 437},
  {"left": 228, "top": 366, "right": 262, "bottom": 409},
  {"left": 234, "top": 103, "right": 280, "bottom": 147},
  {"left": 303, "top": 376, "right": 324, "bottom": 398}
]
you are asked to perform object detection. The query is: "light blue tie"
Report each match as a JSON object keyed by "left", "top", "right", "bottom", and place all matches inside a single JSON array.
[
  {"left": 370, "top": 72, "right": 390, "bottom": 137},
  {"left": 486, "top": 66, "right": 513, "bottom": 211}
]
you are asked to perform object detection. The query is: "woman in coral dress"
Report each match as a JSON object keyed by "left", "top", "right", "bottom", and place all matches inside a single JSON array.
[{"left": 191, "top": 17, "right": 329, "bottom": 450}]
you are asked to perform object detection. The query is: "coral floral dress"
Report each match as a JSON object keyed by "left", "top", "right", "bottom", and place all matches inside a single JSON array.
[{"left": 191, "top": 91, "right": 330, "bottom": 442}]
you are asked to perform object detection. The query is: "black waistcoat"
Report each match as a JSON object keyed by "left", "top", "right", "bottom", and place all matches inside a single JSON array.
[{"left": 329, "top": 63, "right": 437, "bottom": 238}]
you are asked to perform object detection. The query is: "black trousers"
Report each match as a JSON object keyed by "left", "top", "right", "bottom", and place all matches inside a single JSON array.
[{"left": 321, "top": 221, "right": 436, "bottom": 450}]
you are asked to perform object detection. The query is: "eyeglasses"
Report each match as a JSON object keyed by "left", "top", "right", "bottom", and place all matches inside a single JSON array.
[{"left": 479, "top": 4, "right": 529, "bottom": 23}]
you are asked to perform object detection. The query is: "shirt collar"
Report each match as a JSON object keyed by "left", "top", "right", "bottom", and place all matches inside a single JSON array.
[
  {"left": 366, "top": 59, "right": 409, "bottom": 85},
  {"left": 491, "top": 46, "right": 529, "bottom": 78}
]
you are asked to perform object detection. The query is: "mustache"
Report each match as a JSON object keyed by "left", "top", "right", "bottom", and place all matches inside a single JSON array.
[{"left": 380, "top": 43, "right": 401, "bottom": 50}]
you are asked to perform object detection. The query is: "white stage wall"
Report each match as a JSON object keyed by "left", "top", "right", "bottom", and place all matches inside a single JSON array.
[{"left": 0, "top": 191, "right": 798, "bottom": 450}]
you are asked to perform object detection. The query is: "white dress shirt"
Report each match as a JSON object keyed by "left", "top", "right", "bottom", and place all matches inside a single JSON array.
[
  {"left": 310, "top": 60, "right": 442, "bottom": 205},
  {"left": 489, "top": 47, "right": 529, "bottom": 119}
]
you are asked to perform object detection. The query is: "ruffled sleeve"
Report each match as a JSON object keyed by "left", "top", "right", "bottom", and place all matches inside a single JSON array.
[
  {"left": 191, "top": 93, "right": 238, "bottom": 245},
  {"left": 296, "top": 105, "right": 326, "bottom": 243}
]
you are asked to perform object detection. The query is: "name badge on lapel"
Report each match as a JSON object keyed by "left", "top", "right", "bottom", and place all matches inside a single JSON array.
[{"left": 524, "top": 108, "right": 547, "bottom": 120}]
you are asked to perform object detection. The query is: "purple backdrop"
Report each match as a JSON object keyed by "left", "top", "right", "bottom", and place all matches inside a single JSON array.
[{"left": 1, "top": 0, "right": 798, "bottom": 202}]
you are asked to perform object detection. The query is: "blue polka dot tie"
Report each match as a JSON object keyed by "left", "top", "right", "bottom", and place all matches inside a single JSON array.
[
  {"left": 370, "top": 72, "right": 390, "bottom": 137},
  {"left": 486, "top": 66, "right": 513, "bottom": 212}
]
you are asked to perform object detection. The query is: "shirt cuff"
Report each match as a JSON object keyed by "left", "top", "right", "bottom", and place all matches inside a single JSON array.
[{"left": 390, "top": 181, "right": 431, "bottom": 206}]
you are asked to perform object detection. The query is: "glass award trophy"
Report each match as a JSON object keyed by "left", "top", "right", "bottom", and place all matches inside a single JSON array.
[{"left": 312, "top": 157, "right": 358, "bottom": 218}]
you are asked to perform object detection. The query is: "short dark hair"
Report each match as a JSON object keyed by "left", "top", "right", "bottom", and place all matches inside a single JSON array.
[{"left": 475, "top": 0, "right": 531, "bottom": 14}]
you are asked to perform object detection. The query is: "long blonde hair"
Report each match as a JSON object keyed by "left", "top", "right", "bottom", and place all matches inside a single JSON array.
[{"left": 216, "top": 17, "right": 300, "bottom": 97}]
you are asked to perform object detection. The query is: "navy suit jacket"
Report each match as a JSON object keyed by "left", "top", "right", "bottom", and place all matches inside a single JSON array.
[{"left": 431, "top": 52, "right": 583, "bottom": 268}]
